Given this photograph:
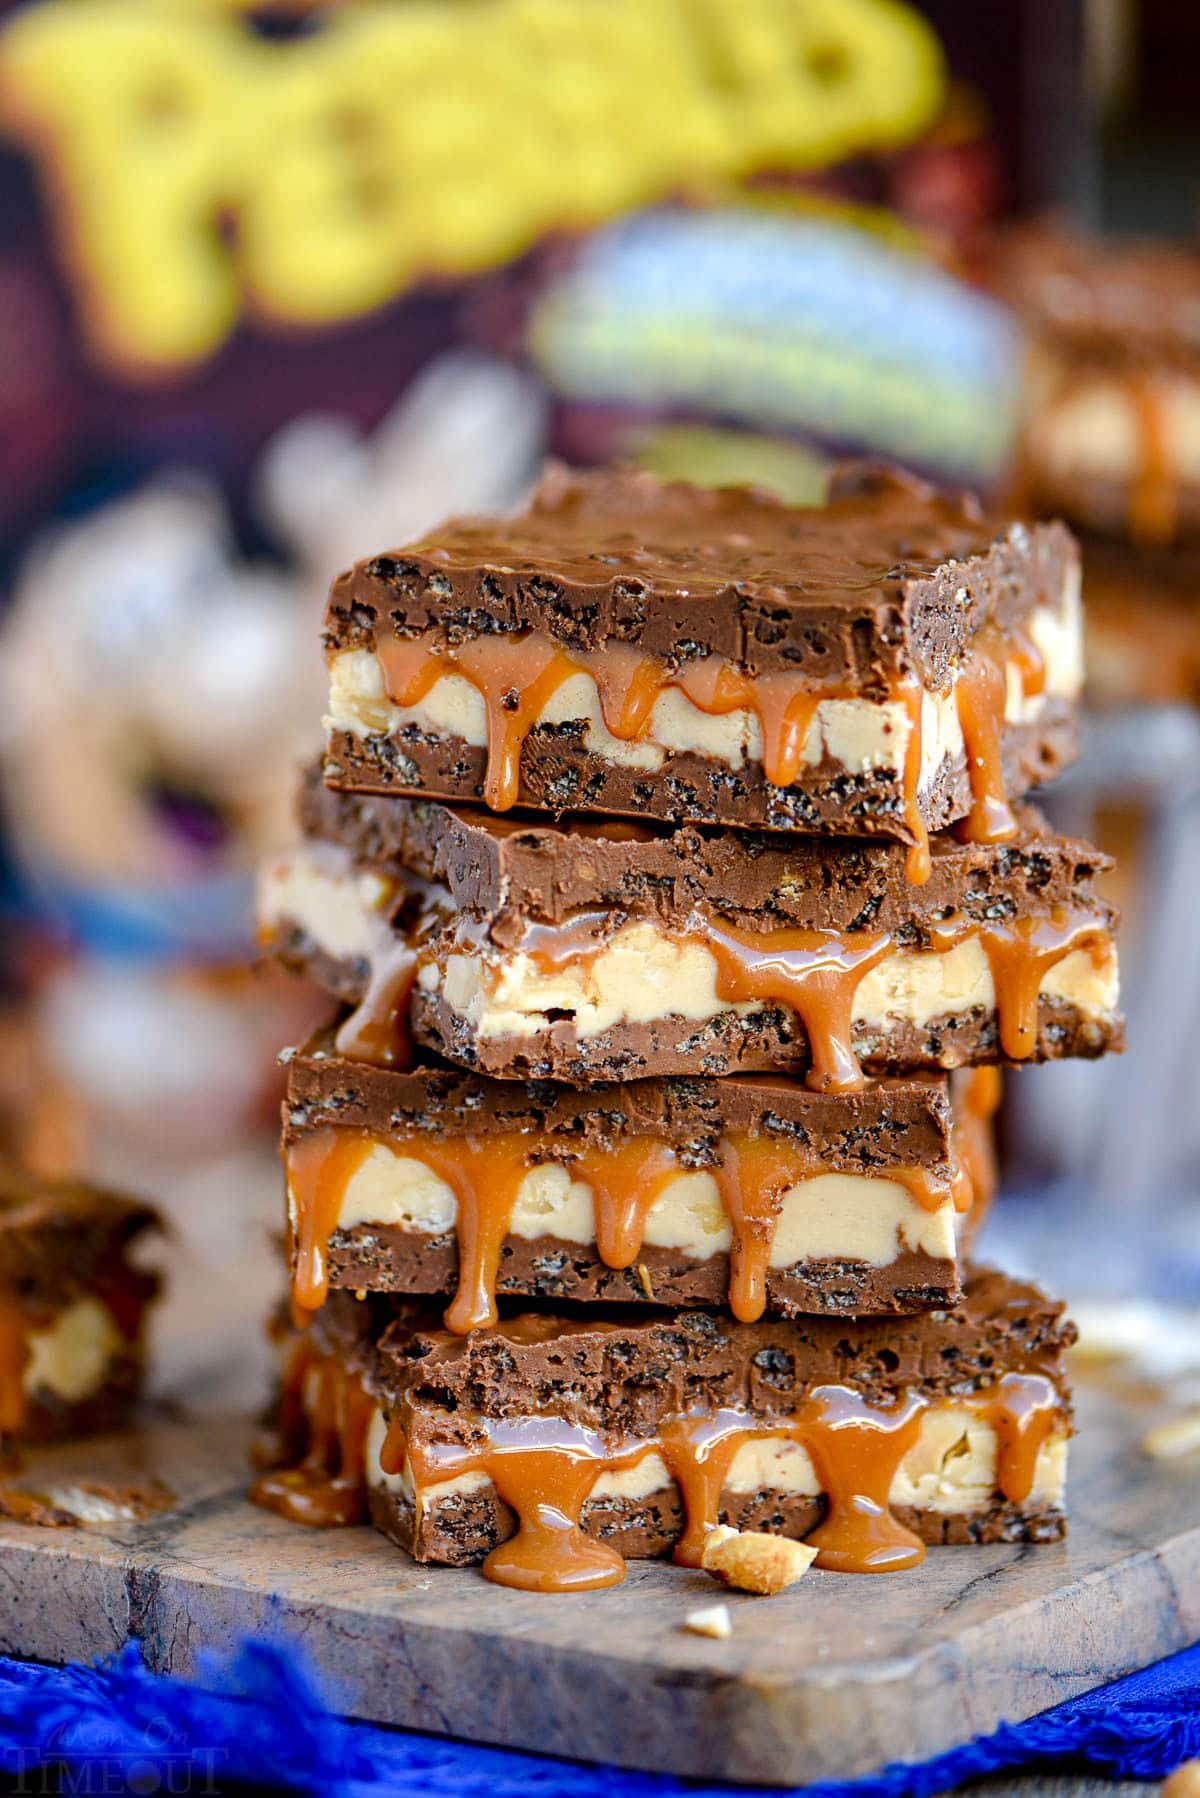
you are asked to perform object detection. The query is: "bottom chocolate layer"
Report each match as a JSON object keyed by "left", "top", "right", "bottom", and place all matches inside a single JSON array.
[
  {"left": 253, "top": 1269, "right": 1074, "bottom": 1587},
  {"left": 367, "top": 1475, "right": 1066, "bottom": 1572},
  {"left": 325, "top": 1230, "right": 962, "bottom": 1319}
]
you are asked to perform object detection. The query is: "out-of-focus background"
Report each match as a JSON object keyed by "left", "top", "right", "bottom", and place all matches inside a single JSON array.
[{"left": 0, "top": 0, "right": 1195, "bottom": 1392}]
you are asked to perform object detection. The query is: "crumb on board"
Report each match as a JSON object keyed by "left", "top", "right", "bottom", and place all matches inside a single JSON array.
[
  {"left": 683, "top": 1603, "right": 732, "bottom": 1639},
  {"left": 0, "top": 1478, "right": 175, "bottom": 1529}
]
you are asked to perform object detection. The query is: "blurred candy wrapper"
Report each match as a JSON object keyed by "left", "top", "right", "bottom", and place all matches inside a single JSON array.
[
  {"left": 257, "top": 351, "right": 545, "bottom": 606},
  {"left": 1, "top": 474, "right": 317, "bottom": 947},
  {"left": 524, "top": 205, "right": 1022, "bottom": 489},
  {"left": 0, "top": 352, "right": 546, "bottom": 1193}
]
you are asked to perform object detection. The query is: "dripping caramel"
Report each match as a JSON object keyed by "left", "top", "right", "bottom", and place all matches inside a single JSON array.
[
  {"left": 950, "top": 1067, "right": 1003, "bottom": 1225},
  {"left": 367, "top": 614, "right": 1061, "bottom": 881},
  {"left": 379, "top": 1375, "right": 1064, "bottom": 1590},
  {"left": 249, "top": 1337, "right": 375, "bottom": 1527},
  {"left": 1127, "top": 376, "right": 1178, "bottom": 546},
  {"left": 0, "top": 1305, "right": 33, "bottom": 1440},
  {"left": 952, "top": 627, "right": 1019, "bottom": 846},
  {"left": 285, "top": 1125, "right": 966, "bottom": 1331},
  {"left": 325, "top": 884, "right": 1111, "bottom": 1085},
  {"left": 502, "top": 903, "right": 1111, "bottom": 1090}
]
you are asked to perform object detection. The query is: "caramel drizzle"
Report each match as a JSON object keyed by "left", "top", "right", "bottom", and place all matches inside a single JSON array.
[
  {"left": 932, "top": 908, "right": 1106, "bottom": 1061},
  {"left": 516, "top": 904, "right": 1109, "bottom": 1093},
  {"left": 286, "top": 1125, "right": 963, "bottom": 1331},
  {"left": 288, "top": 1131, "right": 377, "bottom": 1314},
  {"left": 329, "top": 882, "right": 1108, "bottom": 1093},
  {"left": 951, "top": 1067, "right": 1002, "bottom": 1224},
  {"left": 0, "top": 1306, "right": 31, "bottom": 1439},
  {"left": 953, "top": 626, "right": 1019, "bottom": 846},
  {"left": 687, "top": 916, "right": 893, "bottom": 1095},
  {"left": 249, "top": 1337, "right": 374, "bottom": 1527},
  {"left": 896, "top": 674, "right": 931, "bottom": 885},
  {"left": 380, "top": 1376, "right": 1062, "bottom": 1590},
  {"left": 334, "top": 941, "right": 420, "bottom": 1068},
  {"left": 982, "top": 1372, "right": 1061, "bottom": 1505},
  {"left": 370, "top": 622, "right": 1054, "bottom": 884},
  {"left": 1128, "top": 376, "right": 1177, "bottom": 546},
  {"left": 520, "top": 908, "right": 895, "bottom": 1095},
  {"left": 656, "top": 1393, "right": 926, "bottom": 1575},
  {"left": 433, "top": 1421, "right": 635, "bottom": 1594}
]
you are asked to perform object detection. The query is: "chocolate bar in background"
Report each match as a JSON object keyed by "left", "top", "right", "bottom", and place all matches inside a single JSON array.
[
  {"left": 0, "top": 1163, "right": 160, "bottom": 1449},
  {"left": 321, "top": 463, "right": 1081, "bottom": 872},
  {"left": 254, "top": 1268, "right": 1075, "bottom": 1589},
  {"left": 997, "top": 223, "right": 1200, "bottom": 549},
  {"left": 260, "top": 778, "right": 1122, "bottom": 1088},
  {"left": 281, "top": 1035, "right": 1000, "bottom": 1327},
  {"left": 1082, "top": 536, "right": 1200, "bottom": 708}
]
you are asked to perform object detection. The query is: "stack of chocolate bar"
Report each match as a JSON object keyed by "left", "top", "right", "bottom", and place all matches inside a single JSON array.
[{"left": 252, "top": 462, "right": 1122, "bottom": 1592}]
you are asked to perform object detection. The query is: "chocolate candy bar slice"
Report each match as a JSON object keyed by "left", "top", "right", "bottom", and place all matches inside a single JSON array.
[
  {"left": 282, "top": 1032, "right": 998, "bottom": 1327},
  {"left": 998, "top": 224, "right": 1200, "bottom": 547},
  {"left": 0, "top": 1163, "right": 159, "bottom": 1448},
  {"left": 321, "top": 462, "right": 1081, "bottom": 874},
  {"left": 256, "top": 1269, "right": 1074, "bottom": 1589},
  {"left": 260, "top": 776, "right": 1123, "bottom": 1089}
]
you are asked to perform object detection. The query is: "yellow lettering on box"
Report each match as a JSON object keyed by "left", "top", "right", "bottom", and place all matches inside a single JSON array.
[{"left": 0, "top": 0, "right": 944, "bottom": 375}]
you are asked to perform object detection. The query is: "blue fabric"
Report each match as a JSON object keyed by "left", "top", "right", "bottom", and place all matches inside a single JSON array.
[{"left": 1, "top": 1641, "right": 1198, "bottom": 1797}]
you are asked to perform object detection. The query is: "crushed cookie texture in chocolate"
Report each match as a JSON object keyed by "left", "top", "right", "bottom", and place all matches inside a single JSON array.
[
  {"left": 264, "top": 1273, "right": 1074, "bottom": 1585},
  {"left": 364, "top": 1267, "right": 1074, "bottom": 1427},
  {"left": 285, "top": 1036, "right": 954, "bottom": 1158},
  {"left": 324, "top": 461, "right": 1072, "bottom": 688},
  {"left": 322, "top": 713, "right": 1079, "bottom": 844},
  {"left": 282, "top": 1045, "right": 973, "bottom": 1323},
  {"left": 300, "top": 770, "right": 1112, "bottom": 934},
  {"left": 321, "top": 1233, "right": 964, "bottom": 1322},
  {"left": 320, "top": 461, "right": 1081, "bottom": 851},
  {"left": 253, "top": 456, "right": 1100, "bottom": 1588},
  {"left": 271, "top": 786, "right": 1123, "bottom": 1085}
]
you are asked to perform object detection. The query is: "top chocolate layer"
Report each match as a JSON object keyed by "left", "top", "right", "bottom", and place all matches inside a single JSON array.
[
  {"left": 324, "top": 460, "right": 1074, "bottom": 690},
  {"left": 299, "top": 764, "right": 1114, "bottom": 937},
  {"left": 367, "top": 1266, "right": 1073, "bottom": 1426},
  {"left": 998, "top": 224, "right": 1200, "bottom": 367},
  {"left": 0, "top": 1160, "right": 161, "bottom": 1309}
]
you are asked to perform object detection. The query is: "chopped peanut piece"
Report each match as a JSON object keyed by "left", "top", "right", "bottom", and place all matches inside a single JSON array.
[
  {"left": 700, "top": 1524, "right": 817, "bottom": 1595},
  {"left": 682, "top": 1603, "right": 732, "bottom": 1640},
  {"left": 1142, "top": 1412, "right": 1200, "bottom": 1460}
]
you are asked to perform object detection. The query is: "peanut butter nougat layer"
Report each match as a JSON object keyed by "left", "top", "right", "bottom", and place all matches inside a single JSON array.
[
  {"left": 282, "top": 1034, "right": 1000, "bottom": 1327},
  {"left": 0, "top": 1163, "right": 160, "bottom": 1448},
  {"left": 321, "top": 462, "right": 1081, "bottom": 871},
  {"left": 254, "top": 1269, "right": 1075, "bottom": 1589},
  {"left": 260, "top": 775, "right": 1122, "bottom": 1088}
]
